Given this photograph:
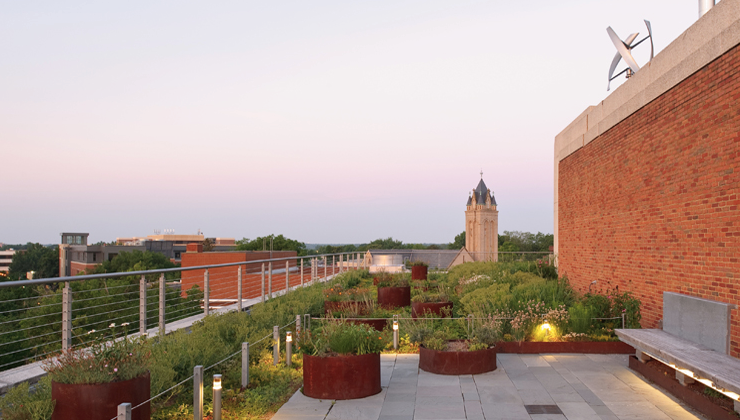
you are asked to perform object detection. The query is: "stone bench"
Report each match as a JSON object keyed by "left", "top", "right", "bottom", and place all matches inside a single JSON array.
[{"left": 615, "top": 292, "right": 739, "bottom": 413}]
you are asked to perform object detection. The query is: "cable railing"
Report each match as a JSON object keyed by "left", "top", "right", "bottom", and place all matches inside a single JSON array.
[{"left": 0, "top": 252, "right": 363, "bottom": 372}]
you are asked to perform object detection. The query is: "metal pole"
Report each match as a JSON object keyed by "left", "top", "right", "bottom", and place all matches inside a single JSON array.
[
  {"left": 296, "top": 314, "right": 301, "bottom": 340},
  {"left": 268, "top": 262, "right": 273, "bottom": 299},
  {"left": 332, "top": 255, "right": 335, "bottom": 276},
  {"left": 285, "top": 261, "right": 290, "bottom": 292},
  {"left": 213, "top": 374, "right": 222, "bottom": 420},
  {"left": 237, "top": 266, "right": 243, "bottom": 312},
  {"left": 393, "top": 315, "right": 399, "bottom": 350},
  {"left": 323, "top": 256, "right": 326, "bottom": 280},
  {"left": 300, "top": 259, "right": 304, "bottom": 286},
  {"left": 117, "top": 403, "right": 132, "bottom": 420},
  {"left": 159, "top": 273, "right": 165, "bottom": 336},
  {"left": 139, "top": 275, "right": 147, "bottom": 335},
  {"left": 622, "top": 313, "right": 626, "bottom": 329},
  {"left": 261, "top": 263, "right": 265, "bottom": 303},
  {"left": 286, "top": 331, "right": 292, "bottom": 367},
  {"left": 204, "top": 269, "right": 210, "bottom": 316},
  {"left": 194, "top": 365, "right": 204, "bottom": 420},
  {"left": 304, "top": 313, "right": 311, "bottom": 331},
  {"left": 241, "top": 342, "right": 249, "bottom": 388},
  {"left": 62, "top": 281, "right": 71, "bottom": 352},
  {"left": 273, "top": 325, "right": 279, "bottom": 366}
]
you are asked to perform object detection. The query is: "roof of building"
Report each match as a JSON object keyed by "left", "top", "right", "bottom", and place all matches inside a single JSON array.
[
  {"left": 466, "top": 178, "right": 497, "bottom": 206},
  {"left": 366, "top": 249, "right": 460, "bottom": 269}
]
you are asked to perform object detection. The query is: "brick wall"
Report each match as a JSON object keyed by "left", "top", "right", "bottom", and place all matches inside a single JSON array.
[
  {"left": 558, "top": 43, "right": 740, "bottom": 357},
  {"left": 180, "top": 251, "right": 298, "bottom": 300}
]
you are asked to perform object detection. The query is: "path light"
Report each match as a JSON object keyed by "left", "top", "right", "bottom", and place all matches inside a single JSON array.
[
  {"left": 541, "top": 321, "right": 551, "bottom": 339},
  {"left": 393, "top": 315, "right": 399, "bottom": 350},
  {"left": 286, "top": 331, "right": 293, "bottom": 367},
  {"left": 213, "top": 374, "right": 222, "bottom": 420}
]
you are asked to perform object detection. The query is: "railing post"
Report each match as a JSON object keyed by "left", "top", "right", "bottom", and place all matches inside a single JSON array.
[
  {"left": 323, "top": 256, "right": 327, "bottom": 280},
  {"left": 241, "top": 342, "right": 249, "bottom": 388},
  {"left": 296, "top": 314, "right": 301, "bottom": 340},
  {"left": 285, "top": 261, "right": 290, "bottom": 292},
  {"left": 204, "top": 269, "right": 210, "bottom": 316},
  {"left": 273, "top": 325, "right": 279, "bottom": 366},
  {"left": 194, "top": 365, "right": 204, "bottom": 420},
  {"left": 332, "top": 255, "right": 335, "bottom": 276},
  {"left": 159, "top": 273, "right": 165, "bottom": 336},
  {"left": 311, "top": 258, "right": 315, "bottom": 282},
  {"left": 139, "top": 275, "right": 147, "bottom": 335},
  {"left": 300, "top": 259, "right": 304, "bottom": 286},
  {"left": 268, "top": 262, "right": 273, "bottom": 299},
  {"left": 622, "top": 312, "right": 626, "bottom": 329},
  {"left": 261, "top": 263, "right": 265, "bottom": 303},
  {"left": 304, "top": 313, "right": 311, "bottom": 331},
  {"left": 62, "top": 281, "right": 71, "bottom": 352},
  {"left": 237, "top": 266, "right": 243, "bottom": 312},
  {"left": 117, "top": 403, "right": 131, "bottom": 420}
]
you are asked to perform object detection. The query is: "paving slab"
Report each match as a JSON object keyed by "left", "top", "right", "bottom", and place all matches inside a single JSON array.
[{"left": 271, "top": 353, "right": 706, "bottom": 420}]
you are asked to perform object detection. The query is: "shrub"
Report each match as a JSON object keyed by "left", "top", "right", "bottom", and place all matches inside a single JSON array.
[
  {"left": 298, "top": 321, "right": 387, "bottom": 356},
  {"left": 0, "top": 376, "right": 55, "bottom": 420}
]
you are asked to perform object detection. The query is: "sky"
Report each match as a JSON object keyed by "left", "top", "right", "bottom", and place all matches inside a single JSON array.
[{"left": 1, "top": 1, "right": 699, "bottom": 245}]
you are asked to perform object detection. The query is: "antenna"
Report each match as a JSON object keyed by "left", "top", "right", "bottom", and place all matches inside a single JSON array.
[{"left": 606, "top": 20, "right": 654, "bottom": 91}]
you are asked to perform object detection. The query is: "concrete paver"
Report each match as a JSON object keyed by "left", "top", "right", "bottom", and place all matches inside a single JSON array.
[{"left": 271, "top": 354, "right": 707, "bottom": 420}]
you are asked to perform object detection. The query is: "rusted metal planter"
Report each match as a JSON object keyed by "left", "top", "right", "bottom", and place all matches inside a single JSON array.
[
  {"left": 411, "top": 301, "right": 453, "bottom": 318},
  {"left": 496, "top": 340, "right": 634, "bottom": 354},
  {"left": 52, "top": 371, "right": 150, "bottom": 420},
  {"left": 324, "top": 301, "right": 369, "bottom": 315},
  {"left": 350, "top": 319, "right": 388, "bottom": 331},
  {"left": 303, "top": 353, "right": 381, "bottom": 400},
  {"left": 411, "top": 266, "right": 428, "bottom": 280},
  {"left": 419, "top": 343, "right": 497, "bottom": 375},
  {"left": 377, "top": 286, "right": 411, "bottom": 309}
]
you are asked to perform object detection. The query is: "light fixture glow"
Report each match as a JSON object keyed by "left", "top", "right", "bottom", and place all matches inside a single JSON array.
[
  {"left": 642, "top": 351, "right": 739, "bottom": 402},
  {"left": 213, "top": 374, "right": 222, "bottom": 390},
  {"left": 393, "top": 321, "right": 399, "bottom": 331},
  {"left": 541, "top": 322, "right": 551, "bottom": 331},
  {"left": 286, "top": 332, "right": 292, "bottom": 343}
]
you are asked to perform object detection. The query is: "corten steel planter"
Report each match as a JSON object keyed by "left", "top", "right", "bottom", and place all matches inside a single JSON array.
[
  {"left": 411, "top": 301, "right": 453, "bottom": 318},
  {"left": 628, "top": 356, "right": 740, "bottom": 420},
  {"left": 411, "top": 266, "right": 428, "bottom": 280},
  {"left": 303, "top": 353, "right": 381, "bottom": 400},
  {"left": 350, "top": 318, "right": 388, "bottom": 331},
  {"left": 377, "top": 286, "right": 411, "bottom": 309},
  {"left": 52, "top": 371, "right": 150, "bottom": 420},
  {"left": 496, "top": 341, "right": 634, "bottom": 354},
  {"left": 419, "top": 343, "right": 497, "bottom": 375},
  {"left": 324, "top": 301, "right": 369, "bottom": 315}
]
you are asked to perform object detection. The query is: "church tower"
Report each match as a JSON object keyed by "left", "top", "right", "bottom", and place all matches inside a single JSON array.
[{"left": 465, "top": 173, "right": 499, "bottom": 261}]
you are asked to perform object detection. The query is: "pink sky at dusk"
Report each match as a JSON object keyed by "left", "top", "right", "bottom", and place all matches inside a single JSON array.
[{"left": 1, "top": 1, "right": 698, "bottom": 245}]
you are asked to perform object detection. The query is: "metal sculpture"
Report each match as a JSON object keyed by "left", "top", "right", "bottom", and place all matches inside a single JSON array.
[{"left": 606, "top": 20, "right": 654, "bottom": 91}]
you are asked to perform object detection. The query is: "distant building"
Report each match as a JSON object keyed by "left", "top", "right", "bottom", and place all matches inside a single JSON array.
[
  {"left": 0, "top": 250, "right": 15, "bottom": 276},
  {"left": 464, "top": 175, "right": 499, "bottom": 262},
  {"left": 58, "top": 232, "right": 236, "bottom": 277}
]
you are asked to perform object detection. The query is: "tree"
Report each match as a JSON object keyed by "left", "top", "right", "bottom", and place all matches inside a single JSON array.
[
  {"left": 235, "top": 234, "right": 307, "bottom": 256},
  {"left": 7, "top": 243, "right": 59, "bottom": 281},
  {"left": 202, "top": 238, "right": 214, "bottom": 252},
  {"left": 448, "top": 231, "right": 466, "bottom": 249}
]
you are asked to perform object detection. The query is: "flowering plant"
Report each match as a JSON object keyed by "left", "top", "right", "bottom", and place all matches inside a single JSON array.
[
  {"left": 297, "top": 321, "right": 387, "bottom": 357},
  {"left": 43, "top": 323, "right": 151, "bottom": 384}
]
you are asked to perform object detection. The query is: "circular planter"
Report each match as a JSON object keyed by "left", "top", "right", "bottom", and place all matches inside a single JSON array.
[
  {"left": 411, "top": 301, "right": 453, "bottom": 318},
  {"left": 350, "top": 319, "right": 388, "bottom": 331},
  {"left": 411, "top": 266, "right": 428, "bottom": 280},
  {"left": 52, "top": 371, "right": 150, "bottom": 420},
  {"left": 303, "top": 353, "right": 381, "bottom": 400},
  {"left": 324, "top": 301, "right": 369, "bottom": 315},
  {"left": 419, "top": 343, "right": 497, "bottom": 375},
  {"left": 377, "top": 286, "right": 411, "bottom": 309}
]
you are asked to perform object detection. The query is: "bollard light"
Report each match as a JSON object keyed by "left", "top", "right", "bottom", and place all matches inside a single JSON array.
[
  {"left": 392, "top": 320, "right": 399, "bottom": 350},
  {"left": 392, "top": 321, "right": 398, "bottom": 331},
  {"left": 286, "top": 331, "right": 293, "bottom": 367},
  {"left": 212, "top": 374, "right": 222, "bottom": 420},
  {"left": 541, "top": 321, "right": 551, "bottom": 331}
]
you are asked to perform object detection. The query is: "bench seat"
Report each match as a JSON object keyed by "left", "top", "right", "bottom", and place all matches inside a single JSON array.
[{"left": 616, "top": 328, "right": 740, "bottom": 398}]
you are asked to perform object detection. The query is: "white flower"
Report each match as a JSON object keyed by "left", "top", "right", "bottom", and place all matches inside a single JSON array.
[
  {"left": 121, "top": 322, "right": 130, "bottom": 327},
  {"left": 109, "top": 323, "right": 116, "bottom": 328},
  {"left": 87, "top": 329, "right": 96, "bottom": 335}
]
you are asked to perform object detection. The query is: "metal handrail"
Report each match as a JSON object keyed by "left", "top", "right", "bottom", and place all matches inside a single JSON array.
[{"left": 0, "top": 252, "right": 363, "bottom": 289}]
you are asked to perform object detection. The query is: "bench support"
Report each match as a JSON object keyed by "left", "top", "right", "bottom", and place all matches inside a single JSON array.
[
  {"left": 675, "top": 371, "right": 694, "bottom": 386},
  {"left": 734, "top": 400, "right": 739, "bottom": 414},
  {"left": 636, "top": 350, "right": 651, "bottom": 363}
]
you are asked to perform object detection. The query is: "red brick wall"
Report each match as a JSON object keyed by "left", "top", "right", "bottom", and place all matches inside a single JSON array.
[
  {"left": 558, "top": 43, "right": 740, "bottom": 357},
  {"left": 180, "top": 251, "right": 298, "bottom": 300}
]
